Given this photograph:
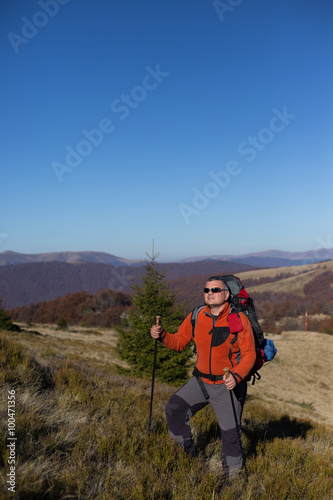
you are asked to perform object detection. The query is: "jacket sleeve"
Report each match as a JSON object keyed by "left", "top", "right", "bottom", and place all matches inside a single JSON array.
[
  {"left": 232, "top": 313, "right": 257, "bottom": 382},
  {"left": 161, "top": 313, "right": 193, "bottom": 351}
]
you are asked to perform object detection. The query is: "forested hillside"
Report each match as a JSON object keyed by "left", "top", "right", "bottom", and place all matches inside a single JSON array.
[
  {"left": 168, "top": 262, "right": 333, "bottom": 334},
  {"left": 0, "top": 260, "right": 253, "bottom": 309},
  {"left": 7, "top": 261, "right": 333, "bottom": 334}
]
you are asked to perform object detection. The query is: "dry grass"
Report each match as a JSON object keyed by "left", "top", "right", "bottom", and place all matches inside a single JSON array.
[
  {"left": 11, "top": 321, "right": 333, "bottom": 428},
  {"left": 1, "top": 261, "right": 333, "bottom": 498},
  {"left": 238, "top": 260, "right": 333, "bottom": 296},
  {"left": 247, "top": 330, "right": 333, "bottom": 427},
  {"left": 13, "top": 323, "right": 128, "bottom": 369},
  {"left": 1, "top": 329, "right": 333, "bottom": 499}
]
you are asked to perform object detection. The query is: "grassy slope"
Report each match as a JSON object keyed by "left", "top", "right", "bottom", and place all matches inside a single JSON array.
[
  {"left": 247, "top": 331, "right": 333, "bottom": 426},
  {"left": 1, "top": 260, "right": 333, "bottom": 498},
  {"left": 238, "top": 260, "right": 333, "bottom": 296},
  {"left": 1, "top": 326, "right": 333, "bottom": 499},
  {"left": 168, "top": 260, "right": 333, "bottom": 313}
]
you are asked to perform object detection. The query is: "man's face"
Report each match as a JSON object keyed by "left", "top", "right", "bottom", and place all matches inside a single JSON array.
[{"left": 204, "top": 280, "right": 230, "bottom": 308}]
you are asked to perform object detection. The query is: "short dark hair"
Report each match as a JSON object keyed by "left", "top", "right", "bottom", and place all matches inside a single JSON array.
[{"left": 206, "top": 275, "right": 228, "bottom": 289}]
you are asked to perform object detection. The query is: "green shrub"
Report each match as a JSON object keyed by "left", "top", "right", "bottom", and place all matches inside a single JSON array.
[
  {"left": 56, "top": 317, "right": 68, "bottom": 330},
  {"left": 319, "top": 316, "right": 333, "bottom": 335}
]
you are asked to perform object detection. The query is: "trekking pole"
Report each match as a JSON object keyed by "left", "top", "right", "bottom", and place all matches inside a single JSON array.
[
  {"left": 224, "top": 367, "right": 248, "bottom": 480},
  {"left": 148, "top": 315, "right": 161, "bottom": 434}
]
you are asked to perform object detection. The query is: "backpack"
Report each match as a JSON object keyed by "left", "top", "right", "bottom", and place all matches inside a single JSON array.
[{"left": 191, "top": 275, "right": 277, "bottom": 385}]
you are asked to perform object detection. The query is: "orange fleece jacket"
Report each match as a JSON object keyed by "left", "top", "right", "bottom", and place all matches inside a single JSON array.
[{"left": 162, "top": 303, "right": 256, "bottom": 384}]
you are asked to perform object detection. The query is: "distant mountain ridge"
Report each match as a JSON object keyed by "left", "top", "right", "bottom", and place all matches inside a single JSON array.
[
  {"left": 1, "top": 248, "right": 332, "bottom": 310},
  {"left": 1, "top": 248, "right": 332, "bottom": 268},
  {"left": 179, "top": 248, "right": 333, "bottom": 267},
  {"left": 0, "top": 250, "right": 140, "bottom": 267}
]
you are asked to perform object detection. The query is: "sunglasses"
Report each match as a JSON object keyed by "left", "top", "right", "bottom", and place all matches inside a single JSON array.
[{"left": 203, "top": 287, "right": 228, "bottom": 294}]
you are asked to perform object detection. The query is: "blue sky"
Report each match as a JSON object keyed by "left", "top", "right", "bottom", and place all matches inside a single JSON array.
[{"left": 1, "top": 0, "right": 332, "bottom": 261}]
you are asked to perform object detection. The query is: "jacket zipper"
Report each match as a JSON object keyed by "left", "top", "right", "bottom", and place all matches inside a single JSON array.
[
  {"left": 229, "top": 347, "right": 234, "bottom": 367},
  {"left": 208, "top": 315, "right": 217, "bottom": 376}
]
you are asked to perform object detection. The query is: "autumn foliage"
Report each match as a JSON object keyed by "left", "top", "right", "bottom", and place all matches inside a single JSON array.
[
  {"left": 6, "top": 269, "right": 333, "bottom": 334},
  {"left": 8, "top": 289, "right": 132, "bottom": 327}
]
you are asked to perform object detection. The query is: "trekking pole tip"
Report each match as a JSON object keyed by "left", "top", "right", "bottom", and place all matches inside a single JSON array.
[{"left": 224, "top": 367, "right": 230, "bottom": 378}]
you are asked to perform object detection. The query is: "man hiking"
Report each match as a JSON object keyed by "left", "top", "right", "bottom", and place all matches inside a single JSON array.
[{"left": 150, "top": 275, "right": 256, "bottom": 478}]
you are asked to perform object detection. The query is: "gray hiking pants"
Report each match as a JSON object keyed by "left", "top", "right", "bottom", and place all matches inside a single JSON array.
[{"left": 165, "top": 376, "right": 247, "bottom": 477}]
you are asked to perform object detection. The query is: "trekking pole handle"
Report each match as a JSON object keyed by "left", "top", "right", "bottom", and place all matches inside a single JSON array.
[
  {"left": 224, "top": 367, "right": 230, "bottom": 379},
  {"left": 155, "top": 315, "right": 161, "bottom": 326}
]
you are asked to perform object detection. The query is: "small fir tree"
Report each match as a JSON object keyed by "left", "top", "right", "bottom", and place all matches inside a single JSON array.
[
  {"left": 0, "top": 299, "right": 17, "bottom": 331},
  {"left": 116, "top": 251, "right": 193, "bottom": 384}
]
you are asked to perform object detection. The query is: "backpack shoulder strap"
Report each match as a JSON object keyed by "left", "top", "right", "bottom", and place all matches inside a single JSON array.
[
  {"left": 191, "top": 305, "right": 206, "bottom": 338},
  {"left": 192, "top": 304, "right": 244, "bottom": 337}
]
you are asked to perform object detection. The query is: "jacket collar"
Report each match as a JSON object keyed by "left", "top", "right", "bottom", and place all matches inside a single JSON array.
[{"left": 204, "top": 302, "right": 231, "bottom": 319}]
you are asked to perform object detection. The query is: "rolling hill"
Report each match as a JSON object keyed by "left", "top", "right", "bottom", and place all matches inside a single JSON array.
[
  {"left": 0, "top": 250, "right": 140, "bottom": 267},
  {"left": 168, "top": 260, "right": 333, "bottom": 315},
  {"left": 7, "top": 260, "right": 333, "bottom": 337}
]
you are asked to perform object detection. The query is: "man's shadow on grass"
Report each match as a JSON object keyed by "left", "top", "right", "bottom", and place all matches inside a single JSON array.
[
  {"left": 242, "top": 413, "right": 313, "bottom": 459},
  {"left": 195, "top": 403, "right": 313, "bottom": 458}
]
